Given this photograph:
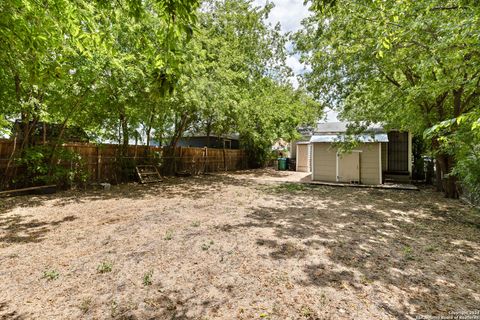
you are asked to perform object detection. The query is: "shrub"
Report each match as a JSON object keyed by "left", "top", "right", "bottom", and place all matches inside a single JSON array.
[{"left": 15, "top": 145, "right": 88, "bottom": 188}]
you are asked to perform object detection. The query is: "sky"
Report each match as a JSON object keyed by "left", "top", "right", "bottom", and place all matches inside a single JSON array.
[
  {"left": 253, "top": 0, "right": 310, "bottom": 88},
  {"left": 252, "top": 0, "right": 338, "bottom": 122},
  {"left": 253, "top": 0, "right": 310, "bottom": 34}
]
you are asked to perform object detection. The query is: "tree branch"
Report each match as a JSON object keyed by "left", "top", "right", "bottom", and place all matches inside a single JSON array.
[
  {"left": 376, "top": 65, "right": 402, "bottom": 88},
  {"left": 430, "top": 6, "right": 462, "bottom": 11}
]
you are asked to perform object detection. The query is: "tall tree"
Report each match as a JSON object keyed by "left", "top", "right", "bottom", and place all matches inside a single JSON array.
[{"left": 295, "top": 0, "right": 480, "bottom": 198}]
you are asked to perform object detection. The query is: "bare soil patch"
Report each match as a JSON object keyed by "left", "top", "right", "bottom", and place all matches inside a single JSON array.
[{"left": 0, "top": 170, "right": 479, "bottom": 319}]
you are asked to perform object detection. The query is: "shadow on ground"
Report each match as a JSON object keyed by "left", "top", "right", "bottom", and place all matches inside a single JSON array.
[
  {"left": 0, "top": 174, "right": 255, "bottom": 213},
  {"left": 0, "top": 215, "right": 77, "bottom": 245},
  {"left": 0, "top": 174, "right": 254, "bottom": 248},
  {"left": 233, "top": 185, "right": 480, "bottom": 317},
  {"left": 1, "top": 170, "right": 479, "bottom": 318}
]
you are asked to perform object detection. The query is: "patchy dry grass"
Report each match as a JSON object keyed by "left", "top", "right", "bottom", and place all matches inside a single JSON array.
[{"left": 0, "top": 170, "right": 479, "bottom": 319}]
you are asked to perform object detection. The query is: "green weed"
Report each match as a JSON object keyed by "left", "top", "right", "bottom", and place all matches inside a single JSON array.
[
  {"left": 42, "top": 269, "right": 59, "bottom": 281},
  {"left": 164, "top": 230, "right": 174, "bottom": 240},
  {"left": 201, "top": 240, "right": 214, "bottom": 251},
  {"left": 143, "top": 270, "right": 153, "bottom": 286},
  {"left": 276, "top": 183, "right": 308, "bottom": 193},
  {"left": 191, "top": 221, "right": 200, "bottom": 227},
  {"left": 97, "top": 261, "right": 113, "bottom": 273},
  {"left": 300, "top": 306, "right": 315, "bottom": 318},
  {"left": 402, "top": 246, "right": 415, "bottom": 260},
  {"left": 79, "top": 297, "right": 92, "bottom": 314}
]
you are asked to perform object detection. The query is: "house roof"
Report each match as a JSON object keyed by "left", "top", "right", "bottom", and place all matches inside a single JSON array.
[
  {"left": 309, "top": 121, "right": 388, "bottom": 143},
  {"left": 182, "top": 132, "right": 239, "bottom": 140},
  {"left": 315, "top": 121, "right": 384, "bottom": 134},
  {"left": 12, "top": 120, "right": 89, "bottom": 142},
  {"left": 310, "top": 133, "right": 389, "bottom": 143}
]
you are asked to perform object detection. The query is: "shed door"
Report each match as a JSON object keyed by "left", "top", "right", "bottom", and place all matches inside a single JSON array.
[{"left": 337, "top": 152, "right": 360, "bottom": 183}]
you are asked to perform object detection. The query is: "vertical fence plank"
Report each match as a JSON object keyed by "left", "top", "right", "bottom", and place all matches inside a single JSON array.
[{"left": 97, "top": 146, "right": 101, "bottom": 181}]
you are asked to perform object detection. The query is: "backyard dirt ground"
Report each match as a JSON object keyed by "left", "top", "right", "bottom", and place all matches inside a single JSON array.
[{"left": 0, "top": 169, "right": 479, "bottom": 319}]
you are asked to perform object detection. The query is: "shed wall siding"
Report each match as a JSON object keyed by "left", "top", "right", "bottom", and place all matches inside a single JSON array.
[
  {"left": 357, "top": 143, "right": 381, "bottom": 184},
  {"left": 312, "top": 142, "right": 382, "bottom": 185},
  {"left": 312, "top": 143, "right": 336, "bottom": 181},
  {"left": 296, "top": 144, "right": 310, "bottom": 172}
]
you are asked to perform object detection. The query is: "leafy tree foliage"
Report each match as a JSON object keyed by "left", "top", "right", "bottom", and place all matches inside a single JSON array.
[
  {"left": 0, "top": 0, "right": 321, "bottom": 186},
  {"left": 295, "top": 0, "right": 480, "bottom": 198}
]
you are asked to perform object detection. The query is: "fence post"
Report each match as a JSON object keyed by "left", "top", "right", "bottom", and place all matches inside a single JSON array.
[
  {"left": 243, "top": 150, "right": 247, "bottom": 169},
  {"left": 97, "top": 146, "right": 101, "bottom": 182},
  {"left": 175, "top": 146, "right": 181, "bottom": 174},
  {"left": 204, "top": 146, "right": 208, "bottom": 174},
  {"left": 223, "top": 148, "right": 227, "bottom": 171}
]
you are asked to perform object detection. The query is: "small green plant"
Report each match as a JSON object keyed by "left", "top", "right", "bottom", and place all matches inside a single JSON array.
[
  {"left": 143, "top": 270, "right": 153, "bottom": 286},
  {"left": 300, "top": 306, "right": 314, "bottom": 318},
  {"left": 164, "top": 230, "right": 174, "bottom": 240},
  {"left": 42, "top": 269, "right": 59, "bottom": 281},
  {"left": 97, "top": 261, "right": 113, "bottom": 273},
  {"left": 276, "top": 183, "right": 308, "bottom": 193},
  {"left": 79, "top": 297, "right": 92, "bottom": 314},
  {"left": 402, "top": 246, "right": 414, "bottom": 260},
  {"left": 110, "top": 300, "right": 118, "bottom": 318},
  {"left": 191, "top": 221, "right": 200, "bottom": 227},
  {"left": 359, "top": 275, "right": 373, "bottom": 286},
  {"left": 201, "top": 240, "right": 214, "bottom": 251}
]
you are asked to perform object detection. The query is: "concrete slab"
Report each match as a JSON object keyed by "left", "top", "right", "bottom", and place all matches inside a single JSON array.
[
  {"left": 223, "top": 169, "right": 419, "bottom": 191},
  {"left": 300, "top": 177, "right": 419, "bottom": 191}
]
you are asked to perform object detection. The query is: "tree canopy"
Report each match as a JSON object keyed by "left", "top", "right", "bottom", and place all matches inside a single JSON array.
[
  {"left": 0, "top": 0, "right": 322, "bottom": 183},
  {"left": 295, "top": 0, "right": 480, "bottom": 198}
]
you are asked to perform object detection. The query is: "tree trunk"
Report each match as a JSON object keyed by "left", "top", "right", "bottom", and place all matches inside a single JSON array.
[
  {"left": 145, "top": 106, "right": 156, "bottom": 148},
  {"left": 444, "top": 175, "right": 458, "bottom": 199},
  {"left": 169, "top": 113, "right": 189, "bottom": 148},
  {"left": 1, "top": 130, "right": 18, "bottom": 189},
  {"left": 119, "top": 110, "right": 129, "bottom": 156},
  {"left": 2, "top": 75, "right": 23, "bottom": 188},
  {"left": 146, "top": 126, "right": 152, "bottom": 147},
  {"left": 425, "top": 158, "right": 434, "bottom": 185},
  {"left": 46, "top": 99, "right": 83, "bottom": 175},
  {"left": 435, "top": 158, "right": 443, "bottom": 192},
  {"left": 43, "top": 122, "right": 47, "bottom": 144},
  {"left": 206, "top": 120, "right": 212, "bottom": 148},
  {"left": 435, "top": 153, "right": 459, "bottom": 198},
  {"left": 163, "top": 113, "right": 189, "bottom": 175}
]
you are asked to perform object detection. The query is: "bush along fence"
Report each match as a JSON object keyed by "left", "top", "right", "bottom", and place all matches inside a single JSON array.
[
  {"left": 0, "top": 140, "right": 248, "bottom": 190},
  {"left": 459, "top": 183, "right": 480, "bottom": 208}
]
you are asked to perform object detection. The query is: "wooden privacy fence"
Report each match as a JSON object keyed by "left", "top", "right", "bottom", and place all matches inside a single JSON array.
[{"left": 0, "top": 140, "right": 248, "bottom": 187}]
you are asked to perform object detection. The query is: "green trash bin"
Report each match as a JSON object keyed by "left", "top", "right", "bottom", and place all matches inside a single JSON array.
[{"left": 278, "top": 158, "right": 287, "bottom": 171}]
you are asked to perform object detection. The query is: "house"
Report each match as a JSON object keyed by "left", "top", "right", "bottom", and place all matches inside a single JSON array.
[
  {"left": 12, "top": 120, "right": 89, "bottom": 143},
  {"left": 295, "top": 122, "right": 412, "bottom": 185},
  {"left": 272, "top": 138, "right": 290, "bottom": 157},
  {"left": 176, "top": 134, "right": 240, "bottom": 149}
]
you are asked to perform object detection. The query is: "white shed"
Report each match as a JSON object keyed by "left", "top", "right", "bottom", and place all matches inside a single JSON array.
[{"left": 307, "top": 122, "right": 412, "bottom": 185}]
